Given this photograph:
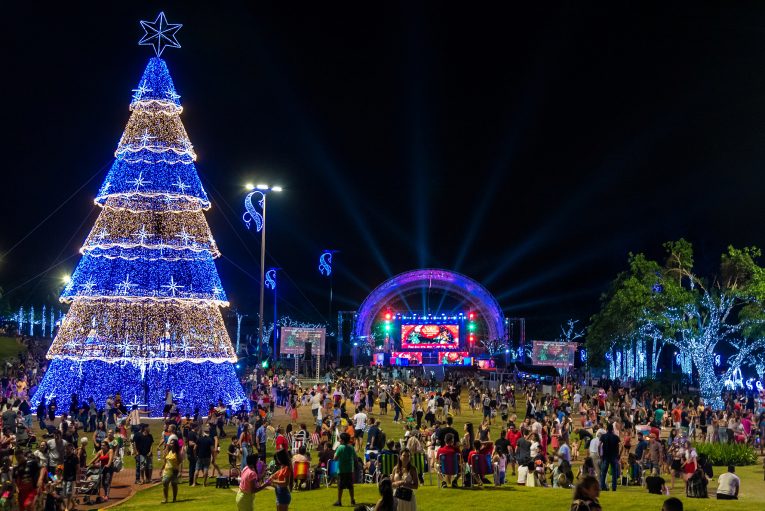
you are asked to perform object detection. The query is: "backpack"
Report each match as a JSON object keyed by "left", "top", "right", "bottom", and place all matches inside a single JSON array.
[
  {"left": 483, "top": 397, "right": 490, "bottom": 407},
  {"left": 112, "top": 456, "right": 123, "bottom": 473},
  {"left": 377, "top": 430, "right": 387, "bottom": 451}
]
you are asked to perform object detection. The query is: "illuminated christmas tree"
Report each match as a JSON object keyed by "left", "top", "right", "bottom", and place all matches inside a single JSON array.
[{"left": 32, "top": 13, "right": 247, "bottom": 415}]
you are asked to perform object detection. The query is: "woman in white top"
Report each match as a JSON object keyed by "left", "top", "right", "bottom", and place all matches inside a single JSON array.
[
  {"left": 391, "top": 449, "right": 418, "bottom": 511},
  {"left": 530, "top": 433, "right": 540, "bottom": 459}
]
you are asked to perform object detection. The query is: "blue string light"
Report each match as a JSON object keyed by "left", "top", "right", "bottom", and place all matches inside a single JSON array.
[
  {"left": 32, "top": 359, "right": 246, "bottom": 416},
  {"left": 319, "top": 251, "right": 332, "bottom": 276},
  {"left": 32, "top": 52, "right": 246, "bottom": 416}
]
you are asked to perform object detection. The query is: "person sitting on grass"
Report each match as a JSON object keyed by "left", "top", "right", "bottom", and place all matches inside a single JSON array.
[
  {"left": 645, "top": 468, "right": 667, "bottom": 495},
  {"left": 685, "top": 468, "right": 708, "bottom": 498},
  {"left": 661, "top": 497, "right": 683, "bottom": 511},
  {"left": 570, "top": 476, "right": 602, "bottom": 511},
  {"left": 716, "top": 465, "right": 740, "bottom": 500}
]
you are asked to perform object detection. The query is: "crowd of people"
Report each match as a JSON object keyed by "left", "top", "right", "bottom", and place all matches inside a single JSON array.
[{"left": 0, "top": 334, "right": 762, "bottom": 511}]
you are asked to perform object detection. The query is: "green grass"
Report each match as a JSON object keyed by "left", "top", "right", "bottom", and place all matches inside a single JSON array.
[
  {"left": 0, "top": 336, "right": 26, "bottom": 360},
  {"left": 113, "top": 465, "right": 765, "bottom": 511},
  {"left": 100, "top": 389, "right": 765, "bottom": 511}
]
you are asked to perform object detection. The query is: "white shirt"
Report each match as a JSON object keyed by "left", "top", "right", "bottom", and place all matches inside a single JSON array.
[
  {"left": 717, "top": 472, "right": 740, "bottom": 496},
  {"left": 353, "top": 412, "right": 367, "bottom": 431},
  {"left": 311, "top": 394, "right": 322, "bottom": 410},
  {"left": 530, "top": 441, "right": 539, "bottom": 458},
  {"left": 589, "top": 437, "right": 601, "bottom": 457}
]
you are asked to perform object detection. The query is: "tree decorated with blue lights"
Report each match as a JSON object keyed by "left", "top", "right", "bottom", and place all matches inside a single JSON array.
[
  {"left": 588, "top": 239, "right": 765, "bottom": 409},
  {"left": 32, "top": 13, "right": 248, "bottom": 415}
]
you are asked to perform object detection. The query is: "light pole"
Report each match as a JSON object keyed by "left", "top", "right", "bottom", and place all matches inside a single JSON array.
[
  {"left": 319, "top": 249, "right": 338, "bottom": 359},
  {"left": 243, "top": 183, "right": 282, "bottom": 374},
  {"left": 265, "top": 267, "right": 280, "bottom": 365}
]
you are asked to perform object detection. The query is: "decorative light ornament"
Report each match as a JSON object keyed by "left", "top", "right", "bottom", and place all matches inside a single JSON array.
[
  {"left": 319, "top": 251, "right": 333, "bottom": 276},
  {"left": 138, "top": 12, "right": 182, "bottom": 58},
  {"left": 161, "top": 276, "right": 184, "bottom": 297},
  {"left": 265, "top": 268, "right": 277, "bottom": 290},
  {"left": 242, "top": 190, "right": 264, "bottom": 231},
  {"left": 132, "top": 80, "right": 153, "bottom": 101}
]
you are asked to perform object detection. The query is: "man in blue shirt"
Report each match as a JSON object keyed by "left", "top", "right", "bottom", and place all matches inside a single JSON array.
[{"left": 256, "top": 423, "right": 267, "bottom": 461}]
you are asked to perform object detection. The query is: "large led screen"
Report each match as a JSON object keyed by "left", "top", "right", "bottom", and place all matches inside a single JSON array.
[
  {"left": 531, "top": 340, "right": 576, "bottom": 368},
  {"left": 400, "top": 324, "right": 459, "bottom": 349},
  {"left": 280, "top": 327, "right": 326, "bottom": 355}
]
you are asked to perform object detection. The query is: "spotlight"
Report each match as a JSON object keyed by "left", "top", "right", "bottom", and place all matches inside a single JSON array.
[
  {"left": 271, "top": 186, "right": 283, "bottom": 192},
  {"left": 256, "top": 184, "right": 269, "bottom": 190},
  {"left": 61, "top": 275, "right": 71, "bottom": 284},
  {"left": 245, "top": 183, "right": 255, "bottom": 191}
]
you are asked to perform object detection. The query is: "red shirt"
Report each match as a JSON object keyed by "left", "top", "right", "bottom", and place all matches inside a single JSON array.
[
  {"left": 437, "top": 444, "right": 459, "bottom": 458},
  {"left": 506, "top": 430, "right": 522, "bottom": 449},
  {"left": 275, "top": 434, "right": 288, "bottom": 452}
]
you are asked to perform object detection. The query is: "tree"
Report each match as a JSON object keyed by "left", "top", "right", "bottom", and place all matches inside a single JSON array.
[
  {"left": 32, "top": 53, "right": 246, "bottom": 414},
  {"left": 588, "top": 239, "right": 765, "bottom": 408},
  {"left": 480, "top": 338, "right": 509, "bottom": 357}
]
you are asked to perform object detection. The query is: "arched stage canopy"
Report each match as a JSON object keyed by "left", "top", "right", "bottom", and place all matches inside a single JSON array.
[{"left": 353, "top": 268, "right": 505, "bottom": 342}]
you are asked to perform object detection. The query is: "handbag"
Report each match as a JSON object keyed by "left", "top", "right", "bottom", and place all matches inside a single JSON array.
[{"left": 394, "top": 487, "right": 413, "bottom": 501}]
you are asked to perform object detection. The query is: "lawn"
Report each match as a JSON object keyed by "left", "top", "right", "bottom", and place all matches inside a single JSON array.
[
  {"left": 0, "top": 336, "right": 26, "bottom": 361},
  {"left": 103, "top": 387, "right": 765, "bottom": 511},
  {"left": 113, "top": 466, "right": 765, "bottom": 511}
]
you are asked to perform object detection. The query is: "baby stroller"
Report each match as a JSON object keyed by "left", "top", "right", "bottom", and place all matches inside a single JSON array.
[{"left": 74, "top": 466, "right": 102, "bottom": 505}]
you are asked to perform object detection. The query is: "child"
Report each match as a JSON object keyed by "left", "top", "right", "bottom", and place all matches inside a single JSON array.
[
  {"left": 492, "top": 450, "right": 507, "bottom": 486},
  {"left": 570, "top": 439, "right": 580, "bottom": 461}
]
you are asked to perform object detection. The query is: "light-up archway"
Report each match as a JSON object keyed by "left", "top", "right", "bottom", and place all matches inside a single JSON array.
[{"left": 354, "top": 268, "right": 505, "bottom": 342}]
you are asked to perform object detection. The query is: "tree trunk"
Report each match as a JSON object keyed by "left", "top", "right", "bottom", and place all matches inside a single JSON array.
[{"left": 693, "top": 351, "right": 723, "bottom": 409}]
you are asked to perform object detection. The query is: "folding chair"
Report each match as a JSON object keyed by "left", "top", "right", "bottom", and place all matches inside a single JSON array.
[
  {"left": 377, "top": 453, "right": 397, "bottom": 482},
  {"left": 469, "top": 454, "right": 492, "bottom": 488},
  {"left": 293, "top": 461, "right": 311, "bottom": 490},
  {"left": 438, "top": 453, "right": 461, "bottom": 489},
  {"left": 291, "top": 438, "right": 306, "bottom": 455},
  {"left": 413, "top": 452, "right": 432, "bottom": 485}
]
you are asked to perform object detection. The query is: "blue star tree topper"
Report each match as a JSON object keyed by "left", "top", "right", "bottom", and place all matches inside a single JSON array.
[{"left": 138, "top": 12, "right": 182, "bottom": 57}]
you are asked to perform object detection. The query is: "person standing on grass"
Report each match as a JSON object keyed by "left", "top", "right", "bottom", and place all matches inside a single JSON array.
[
  {"left": 194, "top": 426, "right": 215, "bottom": 487},
  {"left": 89, "top": 441, "right": 114, "bottom": 502},
  {"left": 62, "top": 443, "right": 79, "bottom": 511},
  {"left": 132, "top": 424, "right": 154, "bottom": 484},
  {"left": 599, "top": 423, "right": 620, "bottom": 492},
  {"left": 236, "top": 454, "right": 267, "bottom": 511},
  {"left": 256, "top": 421, "right": 268, "bottom": 461},
  {"left": 161, "top": 438, "right": 182, "bottom": 504},
  {"left": 239, "top": 423, "right": 253, "bottom": 471},
  {"left": 333, "top": 432, "right": 357, "bottom": 507},
  {"left": 270, "top": 449, "right": 293, "bottom": 511}
]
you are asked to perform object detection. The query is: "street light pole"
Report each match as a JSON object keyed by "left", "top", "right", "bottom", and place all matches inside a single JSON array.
[
  {"left": 258, "top": 193, "right": 267, "bottom": 370},
  {"left": 243, "top": 183, "right": 282, "bottom": 377}
]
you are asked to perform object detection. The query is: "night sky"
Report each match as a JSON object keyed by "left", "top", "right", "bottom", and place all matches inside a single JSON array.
[{"left": 3, "top": 2, "right": 765, "bottom": 339}]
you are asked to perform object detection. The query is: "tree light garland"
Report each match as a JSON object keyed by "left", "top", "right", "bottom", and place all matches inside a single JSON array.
[{"left": 32, "top": 39, "right": 246, "bottom": 415}]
